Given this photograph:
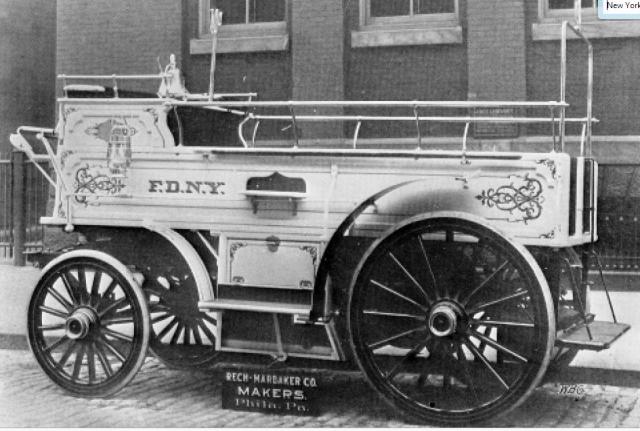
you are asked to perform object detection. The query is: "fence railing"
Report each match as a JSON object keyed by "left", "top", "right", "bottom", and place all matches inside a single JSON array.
[
  {"left": 0, "top": 154, "right": 49, "bottom": 263},
  {"left": 0, "top": 159, "right": 11, "bottom": 260},
  {"left": 594, "top": 163, "right": 640, "bottom": 273}
]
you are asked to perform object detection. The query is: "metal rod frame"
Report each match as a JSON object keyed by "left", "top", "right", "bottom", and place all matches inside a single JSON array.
[
  {"left": 560, "top": 18, "right": 594, "bottom": 156},
  {"left": 49, "top": 11, "right": 595, "bottom": 155}
]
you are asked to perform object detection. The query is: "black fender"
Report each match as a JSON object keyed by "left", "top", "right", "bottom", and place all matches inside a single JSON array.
[{"left": 310, "top": 178, "right": 485, "bottom": 321}]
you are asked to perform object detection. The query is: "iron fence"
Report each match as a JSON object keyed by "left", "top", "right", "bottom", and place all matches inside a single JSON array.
[
  {"left": 594, "top": 164, "right": 640, "bottom": 272},
  {"left": 0, "top": 156, "right": 49, "bottom": 262},
  {"left": 0, "top": 159, "right": 11, "bottom": 260}
]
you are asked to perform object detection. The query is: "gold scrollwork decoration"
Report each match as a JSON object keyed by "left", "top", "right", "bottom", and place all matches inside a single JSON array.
[
  {"left": 476, "top": 175, "right": 545, "bottom": 224},
  {"left": 74, "top": 165, "right": 125, "bottom": 205}
]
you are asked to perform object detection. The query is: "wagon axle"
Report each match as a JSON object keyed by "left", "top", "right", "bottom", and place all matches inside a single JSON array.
[
  {"left": 64, "top": 307, "right": 98, "bottom": 340},
  {"left": 427, "top": 301, "right": 464, "bottom": 338}
]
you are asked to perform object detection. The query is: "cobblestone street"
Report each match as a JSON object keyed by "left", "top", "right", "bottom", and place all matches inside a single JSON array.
[{"left": 0, "top": 347, "right": 640, "bottom": 427}]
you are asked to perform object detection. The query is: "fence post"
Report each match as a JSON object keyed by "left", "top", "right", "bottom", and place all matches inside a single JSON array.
[{"left": 12, "top": 150, "right": 26, "bottom": 266}]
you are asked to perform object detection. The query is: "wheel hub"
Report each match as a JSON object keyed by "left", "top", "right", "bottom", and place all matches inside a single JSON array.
[
  {"left": 428, "top": 302, "right": 461, "bottom": 337},
  {"left": 65, "top": 307, "right": 98, "bottom": 340}
]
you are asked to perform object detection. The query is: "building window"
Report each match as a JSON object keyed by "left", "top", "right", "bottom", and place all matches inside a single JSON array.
[
  {"left": 533, "top": 0, "right": 640, "bottom": 40},
  {"left": 364, "top": 0, "right": 458, "bottom": 26},
  {"left": 542, "top": 0, "right": 597, "bottom": 19},
  {"left": 351, "top": 0, "right": 461, "bottom": 47},
  {"left": 206, "top": 0, "right": 285, "bottom": 26},
  {"left": 191, "top": 0, "right": 289, "bottom": 54}
]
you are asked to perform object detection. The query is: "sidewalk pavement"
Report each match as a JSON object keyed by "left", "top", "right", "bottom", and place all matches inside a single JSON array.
[{"left": 0, "top": 262, "right": 38, "bottom": 349}]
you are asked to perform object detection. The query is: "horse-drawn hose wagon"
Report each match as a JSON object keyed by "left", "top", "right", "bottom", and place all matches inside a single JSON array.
[{"left": 8, "top": 8, "right": 631, "bottom": 425}]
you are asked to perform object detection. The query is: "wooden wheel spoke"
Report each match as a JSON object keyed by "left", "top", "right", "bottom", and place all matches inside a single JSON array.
[
  {"left": 370, "top": 279, "right": 428, "bottom": 313},
  {"left": 469, "top": 290, "right": 529, "bottom": 315},
  {"left": 148, "top": 303, "right": 172, "bottom": 313},
  {"left": 470, "top": 319, "right": 534, "bottom": 329},
  {"left": 183, "top": 325, "right": 191, "bottom": 345},
  {"left": 384, "top": 337, "right": 430, "bottom": 381},
  {"left": 368, "top": 326, "right": 426, "bottom": 350},
  {"left": 461, "top": 260, "right": 510, "bottom": 305},
  {"left": 102, "top": 327, "right": 134, "bottom": 343},
  {"left": 38, "top": 323, "right": 65, "bottom": 331},
  {"left": 97, "top": 280, "right": 118, "bottom": 309},
  {"left": 192, "top": 324, "right": 203, "bottom": 345},
  {"left": 469, "top": 329, "right": 528, "bottom": 363},
  {"left": 44, "top": 335, "right": 69, "bottom": 353},
  {"left": 151, "top": 313, "right": 172, "bottom": 324},
  {"left": 87, "top": 343, "right": 96, "bottom": 384},
  {"left": 94, "top": 341, "right": 113, "bottom": 377},
  {"left": 60, "top": 272, "right": 80, "bottom": 305},
  {"left": 196, "top": 320, "right": 216, "bottom": 344},
  {"left": 455, "top": 342, "right": 481, "bottom": 406},
  {"left": 57, "top": 342, "right": 76, "bottom": 371},
  {"left": 388, "top": 252, "right": 432, "bottom": 305},
  {"left": 416, "top": 236, "right": 439, "bottom": 300},
  {"left": 46, "top": 286, "right": 73, "bottom": 312},
  {"left": 72, "top": 343, "right": 85, "bottom": 381},
  {"left": 170, "top": 323, "right": 184, "bottom": 345},
  {"left": 90, "top": 270, "right": 102, "bottom": 304},
  {"left": 97, "top": 336, "right": 127, "bottom": 363},
  {"left": 39, "top": 305, "right": 68, "bottom": 319},
  {"left": 442, "top": 341, "right": 455, "bottom": 391},
  {"left": 156, "top": 318, "right": 178, "bottom": 340},
  {"left": 76, "top": 267, "right": 88, "bottom": 304},
  {"left": 463, "top": 338, "right": 509, "bottom": 390},
  {"left": 363, "top": 310, "right": 425, "bottom": 321},
  {"left": 98, "top": 297, "right": 128, "bottom": 318},
  {"left": 201, "top": 313, "right": 217, "bottom": 326},
  {"left": 101, "top": 316, "right": 134, "bottom": 326}
]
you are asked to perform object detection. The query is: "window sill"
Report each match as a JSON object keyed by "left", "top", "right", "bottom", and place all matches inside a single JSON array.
[
  {"left": 190, "top": 24, "right": 289, "bottom": 54},
  {"left": 351, "top": 25, "right": 463, "bottom": 48},
  {"left": 532, "top": 20, "right": 640, "bottom": 40}
]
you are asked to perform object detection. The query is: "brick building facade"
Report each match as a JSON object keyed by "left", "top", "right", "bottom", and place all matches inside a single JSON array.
[
  {"left": 49, "top": 0, "right": 640, "bottom": 163},
  {"left": 0, "top": 0, "right": 56, "bottom": 157}
]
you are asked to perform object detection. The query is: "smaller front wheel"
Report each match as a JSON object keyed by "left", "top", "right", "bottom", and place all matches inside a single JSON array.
[{"left": 28, "top": 255, "right": 150, "bottom": 397}]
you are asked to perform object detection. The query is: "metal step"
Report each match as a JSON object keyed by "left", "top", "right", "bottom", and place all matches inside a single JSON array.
[
  {"left": 555, "top": 321, "right": 630, "bottom": 351},
  {"left": 199, "top": 299, "right": 311, "bottom": 319}
]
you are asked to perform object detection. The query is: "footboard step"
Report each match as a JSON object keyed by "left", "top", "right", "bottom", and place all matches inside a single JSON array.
[
  {"left": 555, "top": 321, "right": 631, "bottom": 351},
  {"left": 200, "top": 299, "right": 311, "bottom": 319}
]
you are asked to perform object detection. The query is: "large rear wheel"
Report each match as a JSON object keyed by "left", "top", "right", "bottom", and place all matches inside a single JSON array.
[{"left": 347, "top": 216, "right": 555, "bottom": 425}]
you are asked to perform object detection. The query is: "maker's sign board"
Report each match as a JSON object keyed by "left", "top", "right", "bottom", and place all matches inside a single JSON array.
[{"left": 222, "top": 368, "right": 320, "bottom": 415}]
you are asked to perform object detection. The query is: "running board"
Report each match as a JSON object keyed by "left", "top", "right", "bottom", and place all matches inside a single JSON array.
[
  {"left": 199, "top": 299, "right": 311, "bottom": 319},
  {"left": 555, "top": 321, "right": 630, "bottom": 351}
]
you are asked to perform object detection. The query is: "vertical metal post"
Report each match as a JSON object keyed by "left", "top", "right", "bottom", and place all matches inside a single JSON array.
[
  {"left": 587, "top": 43, "right": 594, "bottom": 156},
  {"left": 559, "top": 21, "right": 568, "bottom": 152},
  {"left": 11, "top": 151, "right": 25, "bottom": 266},
  {"left": 413, "top": 106, "right": 422, "bottom": 150},
  {"left": 289, "top": 105, "right": 299, "bottom": 148},
  {"left": 208, "top": 9, "right": 223, "bottom": 101}
]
